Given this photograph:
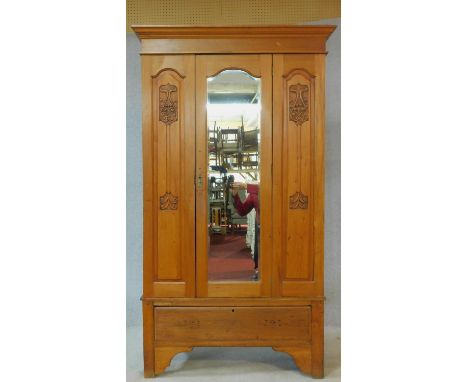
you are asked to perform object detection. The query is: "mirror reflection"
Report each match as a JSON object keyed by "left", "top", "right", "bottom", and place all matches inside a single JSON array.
[{"left": 207, "top": 70, "right": 261, "bottom": 282}]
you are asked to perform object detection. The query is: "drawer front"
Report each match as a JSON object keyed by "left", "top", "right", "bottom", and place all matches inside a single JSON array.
[{"left": 154, "top": 306, "right": 310, "bottom": 343}]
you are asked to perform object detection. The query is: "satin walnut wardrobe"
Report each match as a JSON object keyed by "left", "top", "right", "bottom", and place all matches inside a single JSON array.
[{"left": 132, "top": 25, "right": 336, "bottom": 378}]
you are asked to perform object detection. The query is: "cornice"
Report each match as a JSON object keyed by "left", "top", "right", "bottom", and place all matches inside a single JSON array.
[
  {"left": 132, "top": 25, "right": 336, "bottom": 40},
  {"left": 131, "top": 25, "right": 336, "bottom": 55}
]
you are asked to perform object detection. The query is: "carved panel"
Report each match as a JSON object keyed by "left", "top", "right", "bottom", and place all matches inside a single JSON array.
[
  {"left": 281, "top": 66, "right": 316, "bottom": 282},
  {"left": 159, "top": 191, "right": 178, "bottom": 210},
  {"left": 159, "top": 83, "right": 178, "bottom": 126},
  {"left": 284, "top": 69, "right": 314, "bottom": 211},
  {"left": 154, "top": 69, "right": 184, "bottom": 214},
  {"left": 181, "top": 319, "right": 201, "bottom": 329},
  {"left": 263, "top": 319, "right": 282, "bottom": 327},
  {"left": 289, "top": 83, "right": 309, "bottom": 126},
  {"left": 152, "top": 66, "right": 187, "bottom": 282},
  {"left": 289, "top": 191, "right": 308, "bottom": 210}
]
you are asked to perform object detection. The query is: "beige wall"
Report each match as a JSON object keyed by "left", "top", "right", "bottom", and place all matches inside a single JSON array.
[{"left": 127, "top": 0, "right": 340, "bottom": 31}]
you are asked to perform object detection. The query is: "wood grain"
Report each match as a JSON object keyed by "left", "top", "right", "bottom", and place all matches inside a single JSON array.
[
  {"left": 136, "top": 25, "right": 334, "bottom": 379},
  {"left": 132, "top": 25, "right": 336, "bottom": 55},
  {"left": 133, "top": 25, "right": 337, "bottom": 39},
  {"left": 272, "top": 54, "right": 325, "bottom": 298},
  {"left": 142, "top": 301, "right": 155, "bottom": 377},
  {"left": 141, "top": 55, "right": 196, "bottom": 298},
  {"left": 141, "top": 297, "right": 324, "bottom": 305},
  {"left": 154, "top": 307, "right": 310, "bottom": 343},
  {"left": 311, "top": 301, "right": 324, "bottom": 378}
]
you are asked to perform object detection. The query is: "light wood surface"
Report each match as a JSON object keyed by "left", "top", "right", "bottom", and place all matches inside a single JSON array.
[
  {"left": 141, "top": 55, "right": 196, "bottom": 298},
  {"left": 141, "top": 297, "right": 324, "bottom": 306},
  {"left": 147, "top": 301, "right": 324, "bottom": 377},
  {"left": 154, "top": 306, "right": 310, "bottom": 343},
  {"left": 133, "top": 25, "right": 337, "bottom": 39},
  {"left": 311, "top": 301, "right": 325, "bottom": 378},
  {"left": 132, "top": 25, "right": 336, "bottom": 55},
  {"left": 142, "top": 301, "right": 155, "bottom": 377},
  {"left": 272, "top": 54, "right": 325, "bottom": 298},
  {"left": 137, "top": 25, "right": 334, "bottom": 378}
]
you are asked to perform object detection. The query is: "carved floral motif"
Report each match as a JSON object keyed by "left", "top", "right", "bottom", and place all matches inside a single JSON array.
[
  {"left": 159, "top": 191, "right": 178, "bottom": 210},
  {"left": 289, "top": 83, "right": 309, "bottom": 126},
  {"left": 159, "top": 83, "right": 178, "bottom": 126},
  {"left": 289, "top": 191, "right": 308, "bottom": 209}
]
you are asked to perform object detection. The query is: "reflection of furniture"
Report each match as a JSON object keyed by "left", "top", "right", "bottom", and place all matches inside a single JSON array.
[
  {"left": 208, "top": 175, "right": 245, "bottom": 234},
  {"left": 133, "top": 25, "right": 335, "bottom": 378},
  {"left": 208, "top": 123, "right": 259, "bottom": 180}
]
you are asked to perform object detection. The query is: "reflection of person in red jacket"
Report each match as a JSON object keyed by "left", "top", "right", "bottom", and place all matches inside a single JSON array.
[{"left": 231, "top": 182, "right": 259, "bottom": 280}]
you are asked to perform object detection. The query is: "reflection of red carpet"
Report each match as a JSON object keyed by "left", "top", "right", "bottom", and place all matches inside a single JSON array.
[{"left": 208, "top": 233, "right": 255, "bottom": 281}]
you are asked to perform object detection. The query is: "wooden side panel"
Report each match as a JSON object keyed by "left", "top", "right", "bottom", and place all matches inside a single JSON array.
[
  {"left": 272, "top": 54, "right": 325, "bottom": 297},
  {"left": 154, "top": 306, "right": 310, "bottom": 345},
  {"left": 141, "top": 55, "right": 195, "bottom": 298}
]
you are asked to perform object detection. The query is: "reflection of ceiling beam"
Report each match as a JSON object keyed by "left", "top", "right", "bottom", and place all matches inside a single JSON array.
[
  {"left": 208, "top": 93, "right": 257, "bottom": 104},
  {"left": 208, "top": 83, "right": 258, "bottom": 93}
]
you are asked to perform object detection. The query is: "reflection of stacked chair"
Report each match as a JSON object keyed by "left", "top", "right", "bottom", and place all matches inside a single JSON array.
[
  {"left": 208, "top": 118, "right": 260, "bottom": 235},
  {"left": 211, "top": 207, "right": 228, "bottom": 234},
  {"left": 208, "top": 176, "right": 228, "bottom": 235},
  {"left": 208, "top": 174, "right": 248, "bottom": 235},
  {"left": 208, "top": 121, "right": 259, "bottom": 171}
]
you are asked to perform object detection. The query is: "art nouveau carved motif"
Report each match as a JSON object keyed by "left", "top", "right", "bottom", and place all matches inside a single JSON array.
[
  {"left": 289, "top": 191, "right": 309, "bottom": 210},
  {"left": 155, "top": 70, "right": 183, "bottom": 212},
  {"left": 285, "top": 70, "right": 314, "bottom": 210},
  {"left": 159, "top": 83, "right": 178, "bottom": 126},
  {"left": 159, "top": 191, "right": 178, "bottom": 210},
  {"left": 289, "top": 83, "right": 309, "bottom": 126}
]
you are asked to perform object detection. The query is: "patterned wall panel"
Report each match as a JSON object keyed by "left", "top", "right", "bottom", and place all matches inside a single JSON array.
[{"left": 127, "top": 0, "right": 340, "bottom": 32}]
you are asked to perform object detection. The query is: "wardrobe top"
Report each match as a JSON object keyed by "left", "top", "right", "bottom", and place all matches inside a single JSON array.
[{"left": 131, "top": 25, "right": 336, "bottom": 55}]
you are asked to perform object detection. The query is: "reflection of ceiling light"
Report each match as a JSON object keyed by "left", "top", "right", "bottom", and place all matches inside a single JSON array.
[{"left": 206, "top": 103, "right": 261, "bottom": 118}]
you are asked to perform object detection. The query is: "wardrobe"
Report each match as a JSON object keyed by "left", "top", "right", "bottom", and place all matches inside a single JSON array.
[{"left": 132, "top": 25, "right": 336, "bottom": 378}]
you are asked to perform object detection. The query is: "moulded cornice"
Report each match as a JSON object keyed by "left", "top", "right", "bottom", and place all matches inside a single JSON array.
[
  {"left": 132, "top": 25, "right": 336, "bottom": 40},
  {"left": 131, "top": 25, "right": 336, "bottom": 55}
]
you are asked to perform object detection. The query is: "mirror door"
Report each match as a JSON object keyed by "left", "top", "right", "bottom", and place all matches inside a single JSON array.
[{"left": 195, "top": 55, "right": 272, "bottom": 297}]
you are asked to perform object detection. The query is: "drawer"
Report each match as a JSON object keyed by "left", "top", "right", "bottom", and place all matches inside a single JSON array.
[{"left": 154, "top": 306, "right": 311, "bottom": 343}]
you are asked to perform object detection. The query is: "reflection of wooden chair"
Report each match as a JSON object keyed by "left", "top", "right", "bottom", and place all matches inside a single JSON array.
[
  {"left": 210, "top": 206, "right": 227, "bottom": 235},
  {"left": 219, "top": 128, "right": 240, "bottom": 154}
]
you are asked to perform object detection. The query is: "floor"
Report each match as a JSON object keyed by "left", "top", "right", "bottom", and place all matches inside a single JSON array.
[
  {"left": 208, "top": 232, "right": 256, "bottom": 281},
  {"left": 127, "top": 326, "right": 341, "bottom": 381}
]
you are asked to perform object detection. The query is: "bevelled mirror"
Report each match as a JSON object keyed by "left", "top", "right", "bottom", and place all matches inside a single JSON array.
[{"left": 206, "top": 69, "right": 261, "bottom": 282}]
